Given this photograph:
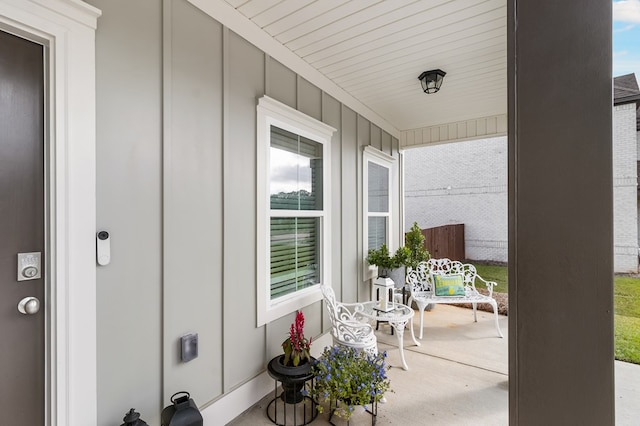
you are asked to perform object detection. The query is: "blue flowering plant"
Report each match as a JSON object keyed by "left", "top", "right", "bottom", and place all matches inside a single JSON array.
[{"left": 310, "top": 345, "right": 391, "bottom": 420}]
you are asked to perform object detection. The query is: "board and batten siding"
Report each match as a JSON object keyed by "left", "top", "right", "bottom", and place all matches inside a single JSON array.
[
  {"left": 90, "top": 0, "right": 401, "bottom": 425},
  {"left": 91, "top": 0, "right": 163, "bottom": 424}
]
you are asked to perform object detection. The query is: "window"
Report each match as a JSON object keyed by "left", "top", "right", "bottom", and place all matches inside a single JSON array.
[
  {"left": 257, "top": 96, "right": 335, "bottom": 326},
  {"left": 363, "top": 146, "right": 396, "bottom": 279},
  {"left": 270, "top": 127, "right": 322, "bottom": 298}
]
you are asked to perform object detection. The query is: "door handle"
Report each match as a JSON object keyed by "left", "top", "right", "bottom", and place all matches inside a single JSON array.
[{"left": 17, "top": 297, "right": 40, "bottom": 315}]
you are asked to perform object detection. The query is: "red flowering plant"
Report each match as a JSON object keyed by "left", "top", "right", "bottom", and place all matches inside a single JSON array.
[{"left": 282, "top": 311, "right": 313, "bottom": 367}]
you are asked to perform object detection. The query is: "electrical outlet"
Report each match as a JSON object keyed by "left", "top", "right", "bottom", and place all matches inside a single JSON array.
[{"left": 181, "top": 333, "right": 198, "bottom": 363}]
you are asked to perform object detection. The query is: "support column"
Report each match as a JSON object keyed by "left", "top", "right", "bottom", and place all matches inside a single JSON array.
[{"left": 508, "top": 1, "right": 614, "bottom": 424}]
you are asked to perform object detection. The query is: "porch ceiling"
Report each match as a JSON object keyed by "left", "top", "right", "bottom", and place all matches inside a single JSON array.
[{"left": 222, "top": 0, "right": 507, "bottom": 132}]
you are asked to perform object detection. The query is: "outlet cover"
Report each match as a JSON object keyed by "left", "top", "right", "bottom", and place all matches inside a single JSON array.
[{"left": 181, "top": 333, "right": 198, "bottom": 363}]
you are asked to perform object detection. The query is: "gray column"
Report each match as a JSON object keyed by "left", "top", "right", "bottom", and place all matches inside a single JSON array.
[{"left": 508, "top": 1, "right": 614, "bottom": 424}]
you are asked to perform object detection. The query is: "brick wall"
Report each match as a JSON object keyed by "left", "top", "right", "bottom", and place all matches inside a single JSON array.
[
  {"left": 637, "top": 130, "right": 640, "bottom": 252},
  {"left": 404, "top": 107, "right": 639, "bottom": 272},
  {"left": 614, "top": 103, "right": 639, "bottom": 272},
  {"left": 404, "top": 137, "right": 508, "bottom": 262}
]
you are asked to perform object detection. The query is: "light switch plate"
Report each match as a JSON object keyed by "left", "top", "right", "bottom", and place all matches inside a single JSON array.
[{"left": 181, "top": 333, "right": 198, "bottom": 363}]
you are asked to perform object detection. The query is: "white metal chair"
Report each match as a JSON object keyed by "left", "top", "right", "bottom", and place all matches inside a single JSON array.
[{"left": 320, "top": 285, "right": 378, "bottom": 356}]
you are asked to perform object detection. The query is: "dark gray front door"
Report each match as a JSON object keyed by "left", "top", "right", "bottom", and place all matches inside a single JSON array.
[{"left": 0, "top": 29, "right": 45, "bottom": 425}]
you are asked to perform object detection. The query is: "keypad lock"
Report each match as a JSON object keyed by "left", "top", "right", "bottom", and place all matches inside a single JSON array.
[{"left": 17, "top": 252, "right": 41, "bottom": 281}]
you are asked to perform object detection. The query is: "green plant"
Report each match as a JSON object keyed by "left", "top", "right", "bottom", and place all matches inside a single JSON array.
[
  {"left": 366, "top": 222, "right": 430, "bottom": 275},
  {"left": 310, "top": 346, "right": 391, "bottom": 420},
  {"left": 404, "top": 222, "right": 430, "bottom": 269},
  {"left": 282, "top": 311, "right": 312, "bottom": 367},
  {"left": 366, "top": 243, "right": 409, "bottom": 272}
]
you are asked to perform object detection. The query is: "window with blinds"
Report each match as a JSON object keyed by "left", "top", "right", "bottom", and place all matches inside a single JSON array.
[
  {"left": 269, "top": 125, "right": 323, "bottom": 299},
  {"left": 256, "top": 95, "right": 334, "bottom": 326},
  {"left": 367, "top": 161, "right": 389, "bottom": 251}
]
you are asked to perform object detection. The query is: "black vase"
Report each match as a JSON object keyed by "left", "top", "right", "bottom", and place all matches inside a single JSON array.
[{"left": 267, "top": 355, "right": 314, "bottom": 404}]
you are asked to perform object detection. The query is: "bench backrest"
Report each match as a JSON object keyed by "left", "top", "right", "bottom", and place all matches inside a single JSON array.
[{"left": 407, "top": 258, "right": 478, "bottom": 293}]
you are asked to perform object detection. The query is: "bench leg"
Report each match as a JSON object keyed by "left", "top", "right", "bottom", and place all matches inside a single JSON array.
[
  {"left": 472, "top": 302, "right": 478, "bottom": 322},
  {"left": 416, "top": 303, "right": 427, "bottom": 339},
  {"left": 490, "top": 300, "right": 504, "bottom": 338}
]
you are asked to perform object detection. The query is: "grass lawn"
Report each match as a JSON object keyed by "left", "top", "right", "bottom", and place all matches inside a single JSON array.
[
  {"left": 473, "top": 264, "right": 508, "bottom": 293},
  {"left": 613, "top": 276, "right": 640, "bottom": 364},
  {"left": 473, "top": 263, "right": 640, "bottom": 364}
]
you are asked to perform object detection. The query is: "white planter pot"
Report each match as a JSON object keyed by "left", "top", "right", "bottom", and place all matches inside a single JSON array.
[{"left": 380, "top": 267, "right": 405, "bottom": 288}]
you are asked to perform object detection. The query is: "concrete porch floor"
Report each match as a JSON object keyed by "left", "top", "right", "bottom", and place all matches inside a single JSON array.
[{"left": 228, "top": 305, "right": 639, "bottom": 425}]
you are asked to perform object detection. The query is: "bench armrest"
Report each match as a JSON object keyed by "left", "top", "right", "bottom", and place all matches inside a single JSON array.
[{"left": 474, "top": 275, "right": 497, "bottom": 297}]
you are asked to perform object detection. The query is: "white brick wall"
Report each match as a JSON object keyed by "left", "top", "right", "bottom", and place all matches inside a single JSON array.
[
  {"left": 404, "top": 137, "right": 508, "bottom": 262},
  {"left": 637, "top": 130, "right": 640, "bottom": 251},
  {"left": 404, "top": 107, "right": 639, "bottom": 272},
  {"left": 614, "top": 103, "right": 639, "bottom": 272}
]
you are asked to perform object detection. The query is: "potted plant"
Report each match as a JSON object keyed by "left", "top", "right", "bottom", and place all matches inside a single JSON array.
[
  {"left": 404, "top": 222, "right": 432, "bottom": 309},
  {"left": 310, "top": 345, "right": 391, "bottom": 421},
  {"left": 366, "top": 222, "right": 430, "bottom": 287},
  {"left": 404, "top": 222, "right": 431, "bottom": 269},
  {"left": 366, "top": 243, "right": 408, "bottom": 282},
  {"left": 282, "top": 310, "right": 312, "bottom": 367},
  {"left": 267, "top": 311, "right": 314, "bottom": 404}
]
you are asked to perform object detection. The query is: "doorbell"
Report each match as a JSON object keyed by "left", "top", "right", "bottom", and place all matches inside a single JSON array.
[{"left": 96, "top": 230, "right": 111, "bottom": 266}]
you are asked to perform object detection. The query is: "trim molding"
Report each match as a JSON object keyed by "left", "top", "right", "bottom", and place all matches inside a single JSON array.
[
  {"left": 0, "top": 1, "right": 100, "bottom": 425},
  {"left": 363, "top": 145, "right": 395, "bottom": 163}
]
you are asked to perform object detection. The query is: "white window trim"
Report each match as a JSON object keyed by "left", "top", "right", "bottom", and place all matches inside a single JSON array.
[
  {"left": 363, "top": 146, "right": 397, "bottom": 280},
  {"left": 256, "top": 96, "right": 336, "bottom": 327}
]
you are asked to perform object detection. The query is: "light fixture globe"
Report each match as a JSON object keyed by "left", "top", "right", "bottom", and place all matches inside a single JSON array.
[{"left": 418, "top": 69, "right": 446, "bottom": 94}]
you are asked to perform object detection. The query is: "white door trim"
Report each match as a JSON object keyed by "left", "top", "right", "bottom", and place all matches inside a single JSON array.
[{"left": 0, "top": 1, "right": 100, "bottom": 425}]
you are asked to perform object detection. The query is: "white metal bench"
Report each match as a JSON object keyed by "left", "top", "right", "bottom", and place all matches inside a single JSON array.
[{"left": 405, "top": 258, "right": 504, "bottom": 339}]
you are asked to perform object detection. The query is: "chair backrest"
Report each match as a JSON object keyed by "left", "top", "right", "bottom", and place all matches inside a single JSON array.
[
  {"left": 321, "top": 284, "right": 339, "bottom": 324},
  {"left": 321, "top": 285, "right": 362, "bottom": 329},
  {"left": 320, "top": 285, "right": 376, "bottom": 353}
]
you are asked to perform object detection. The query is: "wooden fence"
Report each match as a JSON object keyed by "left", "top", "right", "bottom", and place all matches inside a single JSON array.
[{"left": 421, "top": 224, "right": 465, "bottom": 261}]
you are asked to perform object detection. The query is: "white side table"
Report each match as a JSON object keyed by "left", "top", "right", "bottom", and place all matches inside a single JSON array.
[{"left": 358, "top": 301, "right": 420, "bottom": 370}]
